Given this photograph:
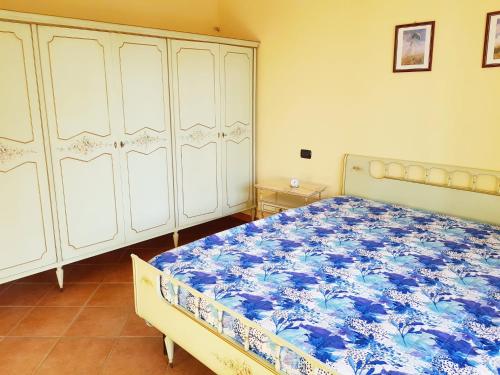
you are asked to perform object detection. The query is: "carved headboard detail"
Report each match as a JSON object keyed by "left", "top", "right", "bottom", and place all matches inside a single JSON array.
[
  {"left": 342, "top": 154, "right": 500, "bottom": 225},
  {"left": 368, "top": 160, "right": 499, "bottom": 196}
]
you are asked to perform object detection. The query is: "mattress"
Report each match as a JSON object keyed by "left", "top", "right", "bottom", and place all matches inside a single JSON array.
[{"left": 150, "top": 196, "right": 500, "bottom": 374}]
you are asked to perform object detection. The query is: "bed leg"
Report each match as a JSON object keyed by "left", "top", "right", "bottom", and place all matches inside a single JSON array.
[
  {"left": 164, "top": 335, "right": 174, "bottom": 367},
  {"left": 56, "top": 266, "right": 64, "bottom": 289},
  {"left": 173, "top": 231, "right": 179, "bottom": 248}
]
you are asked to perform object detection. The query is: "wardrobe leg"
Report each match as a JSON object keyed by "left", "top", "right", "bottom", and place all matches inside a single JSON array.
[
  {"left": 173, "top": 231, "right": 179, "bottom": 248},
  {"left": 164, "top": 335, "right": 174, "bottom": 367},
  {"left": 56, "top": 266, "right": 64, "bottom": 289}
]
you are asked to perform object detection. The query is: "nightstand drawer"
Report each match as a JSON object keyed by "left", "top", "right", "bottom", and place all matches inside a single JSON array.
[{"left": 255, "top": 179, "right": 327, "bottom": 219}]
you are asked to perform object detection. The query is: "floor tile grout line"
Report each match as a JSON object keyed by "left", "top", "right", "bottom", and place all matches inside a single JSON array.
[
  {"left": 58, "top": 281, "right": 103, "bottom": 338},
  {"left": 5, "top": 334, "right": 160, "bottom": 338},
  {"left": 4, "top": 306, "right": 36, "bottom": 337},
  {"left": 31, "top": 335, "right": 61, "bottom": 374},
  {"left": 12, "top": 281, "right": 133, "bottom": 285},
  {"left": 6, "top": 306, "right": 83, "bottom": 339},
  {"left": 37, "top": 283, "right": 102, "bottom": 308},
  {"left": 36, "top": 283, "right": 82, "bottom": 307},
  {"left": 98, "top": 336, "right": 120, "bottom": 375},
  {"left": 97, "top": 336, "right": 166, "bottom": 375},
  {"left": 117, "top": 309, "right": 134, "bottom": 337},
  {"left": 83, "top": 282, "right": 103, "bottom": 308},
  {"left": 95, "top": 337, "right": 119, "bottom": 374},
  {"left": 1, "top": 302, "right": 109, "bottom": 307},
  {"left": 0, "top": 284, "right": 52, "bottom": 309},
  {"left": 34, "top": 337, "right": 125, "bottom": 375}
]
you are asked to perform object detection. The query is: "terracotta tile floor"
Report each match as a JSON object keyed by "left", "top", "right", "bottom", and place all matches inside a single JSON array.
[{"left": 0, "top": 216, "right": 247, "bottom": 374}]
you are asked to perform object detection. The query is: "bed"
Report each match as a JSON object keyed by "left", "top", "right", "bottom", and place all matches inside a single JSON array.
[{"left": 132, "top": 154, "right": 500, "bottom": 375}]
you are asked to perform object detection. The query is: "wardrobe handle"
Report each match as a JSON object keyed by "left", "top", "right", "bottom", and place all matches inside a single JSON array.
[
  {"left": 114, "top": 141, "right": 117, "bottom": 149},
  {"left": 120, "top": 141, "right": 125, "bottom": 148}
]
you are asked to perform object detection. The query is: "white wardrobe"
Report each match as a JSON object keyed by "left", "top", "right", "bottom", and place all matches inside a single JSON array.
[{"left": 0, "top": 11, "right": 256, "bottom": 285}]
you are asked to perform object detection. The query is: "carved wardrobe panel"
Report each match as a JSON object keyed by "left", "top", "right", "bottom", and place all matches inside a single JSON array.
[
  {"left": 38, "top": 26, "right": 125, "bottom": 260},
  {"left": 221, "top": 45, "right": 254, "bottom": 215},
  {"left": 170, "top": 40, "right": 223, "bottom": 227},
  {"left": 0, "top": 21, "right": 57, "bottom": 280},
  {"left": 170, "top": 40, "right": 254, "bottom": 228},
  {"left": 111, "top": 33, "right": 176, "bottom": 242}
]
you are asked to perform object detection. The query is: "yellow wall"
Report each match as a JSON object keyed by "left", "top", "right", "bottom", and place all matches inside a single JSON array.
[
  {"left": 0, "top": 0, "right": 220, "bottom": 35},
  {"left": 220, "top": 0, "right": 500, "bottom": 194}
]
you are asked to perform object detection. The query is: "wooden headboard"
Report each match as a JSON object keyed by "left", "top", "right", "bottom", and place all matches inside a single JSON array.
[{"left": 342, "top": 154, "right": 500, "bottom": 225}]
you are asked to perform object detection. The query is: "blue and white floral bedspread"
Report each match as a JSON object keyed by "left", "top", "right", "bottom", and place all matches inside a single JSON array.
[{"left": 151, "top": 196, "right": 500, "bottom": 375}]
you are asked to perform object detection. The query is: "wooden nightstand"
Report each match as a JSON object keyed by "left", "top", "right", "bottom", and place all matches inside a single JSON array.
[{"left": 255, "top": 178, "right": 327, "bottom": 218}]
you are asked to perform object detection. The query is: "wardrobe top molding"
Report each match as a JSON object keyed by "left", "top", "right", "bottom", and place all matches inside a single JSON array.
[{"left": 0, "top": 9, "right": 259, "bottom": 48}]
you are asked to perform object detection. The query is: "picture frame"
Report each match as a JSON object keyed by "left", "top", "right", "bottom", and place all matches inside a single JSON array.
[
  {"left": 482, "top": 11, "right": 500, "bottom": 68},
  {"left": 393, "top": 21, "right": 435, "bottom": 72}
]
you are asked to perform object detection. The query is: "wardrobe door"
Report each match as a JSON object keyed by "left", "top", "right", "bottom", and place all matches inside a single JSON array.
[
  {"left": 38, "top": 26, "right": 125, "bottom": 260},
  {"left": 220, "top": 45, "right": 254, "bottom": 215},
  {"left": 169, "top": 40, "right": 222, "bottom": 227},
  {"left": 0, "top": 22, "right": 57, "bottom": 280},
  {"left": 111, "top": 34, "right": 175, "bottom": 242}
]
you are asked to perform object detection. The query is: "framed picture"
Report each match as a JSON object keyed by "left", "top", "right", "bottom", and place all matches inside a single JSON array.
[
  {"left": 482, "top": 11, "right": 500, "bottom": 68},
  {"left": 393, "top": 21, "right": 435, "bottom": 72}
]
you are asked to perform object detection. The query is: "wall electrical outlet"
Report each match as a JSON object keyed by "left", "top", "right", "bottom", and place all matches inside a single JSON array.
[{"left": 300, "top": 149, "right": 312, "bottom": 159}]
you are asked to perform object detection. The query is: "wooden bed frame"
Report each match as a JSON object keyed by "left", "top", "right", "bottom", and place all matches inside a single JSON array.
[{"left": 132, "top": 154, "right": 500, "bottom": 374}]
